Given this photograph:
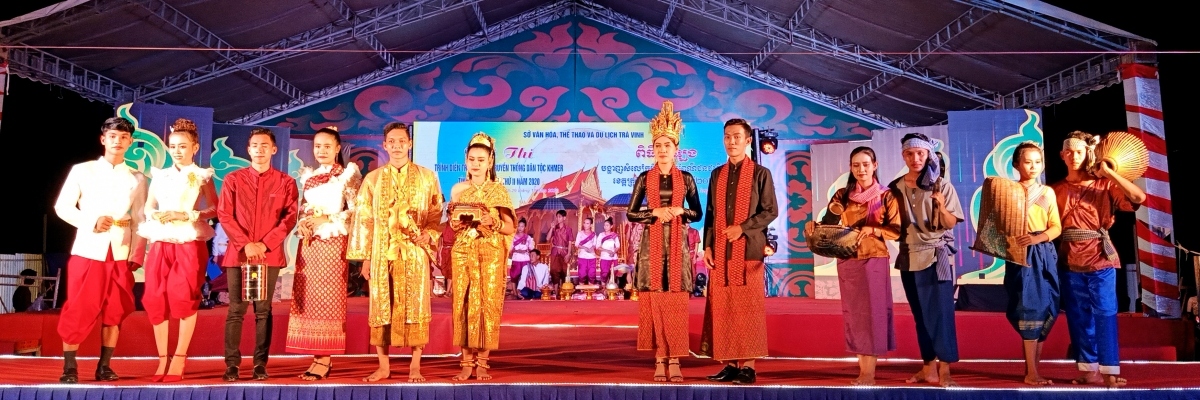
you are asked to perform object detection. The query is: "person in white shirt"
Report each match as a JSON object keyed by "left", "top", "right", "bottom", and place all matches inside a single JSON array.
[
  {"left": 508, "top": 218, "right": 534, "bottom": 283},
  {"left": 138, "top": 119, "right": 218, "bottom": 383},
  {"left": 516, "top": 250, "right": 550, "bottom": 299},
  {"left": 575, "top": 218, "right": 599, "bottom": 284},
  {"left": 597, "top": 217, "right": 621, "bottom": 284},
  {"left": 52, "top": 117, "right": 148, "bottom": 384}
]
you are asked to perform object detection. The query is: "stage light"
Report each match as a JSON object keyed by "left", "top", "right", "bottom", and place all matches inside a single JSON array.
[{"left": 760, "top": 138, "right": 778, "bottom": 155}]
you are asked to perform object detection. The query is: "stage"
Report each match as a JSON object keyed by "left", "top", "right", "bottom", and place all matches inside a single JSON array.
[{"left": 0, "top": 297, "right": 1195, "bottom": 398}]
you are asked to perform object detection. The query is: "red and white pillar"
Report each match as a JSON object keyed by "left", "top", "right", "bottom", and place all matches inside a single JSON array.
[{"left": 1120, "top": 63, "right": 1179, "bottom": 318}]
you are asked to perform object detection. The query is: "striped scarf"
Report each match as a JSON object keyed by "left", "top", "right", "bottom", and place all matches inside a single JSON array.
[
  {"left": 646, "top": 167, "right": 685, "bottom": 292},
  {"left": 848, "top": 180, "right": 887, "bottom": 225}
]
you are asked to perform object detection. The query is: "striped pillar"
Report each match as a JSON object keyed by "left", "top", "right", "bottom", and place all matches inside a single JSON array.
[{"left": 1120, "top": 63, "right": 1179, "bottom": 318}]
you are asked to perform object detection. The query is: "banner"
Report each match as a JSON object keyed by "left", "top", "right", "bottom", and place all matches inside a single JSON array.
[{"left": 414, "top": 121, "right": 731, "bottom": 277}]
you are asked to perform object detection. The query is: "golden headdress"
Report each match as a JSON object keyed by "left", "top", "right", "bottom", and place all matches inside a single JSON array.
[
  {"left": 469, "top": 132, "right": 495, "bottom": 149},
  {"left": 649, "top": 100, "right": 683, "bottom": 145}
]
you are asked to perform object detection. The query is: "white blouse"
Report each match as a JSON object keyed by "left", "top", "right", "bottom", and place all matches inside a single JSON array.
[
  {"left": 139, "top": 163, "right": 215, "bottom": 244},
  {"left": 511, "top": 234, "right": 534, "bottom": 262},
  {"left": 299, "top": 163, "right": 360, "bottom": 239},
  {"left": 576, "top": 231, "right": 598, "bottom": 259},
  {"left": 597, "top": 232, "right": 620, "bottom": 260}
]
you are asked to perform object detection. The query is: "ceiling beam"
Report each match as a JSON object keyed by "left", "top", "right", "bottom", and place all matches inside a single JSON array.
[
  {"left": 749, "top": 0, "right": 813, "bottom": 71},
  {"left": 999, "top": 53, "right": 1120, "bottom": 109},
  {"left": 138, "top": 0, "right": 481, "bottom": 101},
  {"left": 954, "top": 0, "right": 1129, "bottom": 51},
  {"left": 129, "top": 0, "right": 304, "bottom": 100},
  {"left": 5, "top": 46, "right": 147, "bottom": 104},
  {"left": 659, "top": 0, "right": 677, "bottom": 35},
  {"left": 231, "top": 0, "right": 575, "bottom": 124},
  {"left": 664, "top": 0, "right": 1000, "bottom": 106},
  {"left": 841, "top": 6, "right": 993, "bottom": 105},
  {"left": 577, "top": 0, "right": 901, "bottom": 128},
  {"left": 472, "top": 2, "right": 490, "bottom": 40},
  {"left": 0, "top": 0, "right": 123, "bottom": 46}
]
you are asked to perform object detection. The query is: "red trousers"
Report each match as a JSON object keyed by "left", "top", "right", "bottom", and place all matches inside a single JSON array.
[
  {"left": 57, "top": 249, "right": 135, "bottom": 345},
  {"left": 144, "top": 241, "right": 208, "bottom": 325}
]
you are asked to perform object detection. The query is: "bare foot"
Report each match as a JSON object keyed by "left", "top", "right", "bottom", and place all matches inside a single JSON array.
[
  {"left": 1023, "top": 374, "right": 1053, "bottom": 386},
  {"left": 850, "top": 374, "right": 875, "bottom": 386},
  {"left": 1105, "top": 375, "right": 1127, "bottom": 388},
  {"left": 362, "top": 367, "right": 390, "bottom": 383},
  {"left": 905, "top": 368, "right": 939, "bottom": 384},
  {"left": 408, "top": 370, "right": 426, "bottom": 383},
  {"left": 476, "top": 368, "right": 492, "bottom": 381},
  {"left": 653, "top": 362, "right": 667, "bottom": 382},
  {"left": 938, "top": 375, "right": 959, "bottom": 388},
  {"left": 1071, "top": 371, "right": 1103, "bottom": 385},
  {"left": 452, "top": 364, "right": 473, "bottom": 381}
]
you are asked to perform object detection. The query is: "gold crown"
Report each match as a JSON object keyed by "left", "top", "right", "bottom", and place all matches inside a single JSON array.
[
  {"left": 325, "top": 126, "right": 338, "bottom": 132},
  {"left": 649, "top": 101, "right": 682, "bottom": 144},
  {"left": 469, "top": 132, "right": 494, "bottom": 149}
]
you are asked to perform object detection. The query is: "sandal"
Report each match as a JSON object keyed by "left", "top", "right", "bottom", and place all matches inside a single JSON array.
[
  {"left": 668, "top": 359, "right": 684, "bottom": 383},
  {"left": 653, "top": 360, "right": 667, "bottom": 382},
  {"left": 151, "top": 355, "right": 168, "bottom": 382},
  {"left": 301, "top": 361, "right": 332, "bottom": 381}
]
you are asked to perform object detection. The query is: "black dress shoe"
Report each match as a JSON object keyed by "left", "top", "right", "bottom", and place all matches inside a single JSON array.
[
  {"left": 222, "top": 367, "right": 239, "bottom": 382},
  {"left": 95, "top": 366, "right": 119, "bottom": 381},
  {"left": 707, "top": 364, "right": 740, "bottom": 382},
  {"left": 253, "top": 365, "right": 269, "bottom": 381},
  {"left": 59, "top": 368, "right": 79, "bottom": 384},
  {"left": 731, "top": 367, "right": 756, "bottom": 385}
]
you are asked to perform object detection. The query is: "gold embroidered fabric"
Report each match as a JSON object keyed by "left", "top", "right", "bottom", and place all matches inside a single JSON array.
[
  {"left": 347, "top": 163, "right": 444, "bottom": 329},
  {"left": 450, "top": 180, "right": 513, "bottom": 350}
]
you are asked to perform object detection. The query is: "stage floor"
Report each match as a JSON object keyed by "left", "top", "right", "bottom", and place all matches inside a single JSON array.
[
  {"left": 0, "top": 297, "right": 1186, "bottom": 361},
  {"left": 0, "top": 297, "right": 1196, "bottom": 395}
]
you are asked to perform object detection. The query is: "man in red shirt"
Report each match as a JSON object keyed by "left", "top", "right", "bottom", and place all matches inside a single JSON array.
[
  {"left": 547, "top": 210, "right": 573, "bottom": 289},
  {"left": 1051, "top": 131, "right": 1144, "bottom": 387},
  {"left": 217, "top": 129, "right": 299, "bottom": 381}
]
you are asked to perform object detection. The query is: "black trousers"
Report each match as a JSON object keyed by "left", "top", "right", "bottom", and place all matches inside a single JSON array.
[{"left": 224, "top": 266, "right": 281, "bottom": 368}]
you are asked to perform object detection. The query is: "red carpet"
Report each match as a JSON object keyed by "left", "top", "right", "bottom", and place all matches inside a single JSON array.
[{"left": 0, "top": 297, "right": 1188, "bottom": 360}]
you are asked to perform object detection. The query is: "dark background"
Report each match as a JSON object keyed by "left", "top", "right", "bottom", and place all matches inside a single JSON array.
[{"left": 3, "top": 1, "right": 1196, "bottom": 260}]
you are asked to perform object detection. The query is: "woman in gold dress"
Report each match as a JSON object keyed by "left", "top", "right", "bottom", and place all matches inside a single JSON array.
[{"left": 448, "top": 132, "right": 515, "bottom": 381}]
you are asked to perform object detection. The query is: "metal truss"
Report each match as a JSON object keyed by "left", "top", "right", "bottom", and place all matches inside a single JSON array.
[
  {"left": 321, "top": 0, "right": 397, "bottom": 69},
  {"left": 0, "top": 0, "right": 125, "bottom": 45},
  {"left": 998, "top": 54, "right": 1121, "bottom": 109},
  {"left": 660, "top": 0, "right": 677, "bottom": 34},
  {"left": 129, "top": 0, "right": 304, "bottom": 100},
  {"left": 139, "top": 0, "right": 480, "bottom": 101},
  {"left": 750, "top": 0, "right": 813, "bottom": 70},
  {"left": 954, "top": 0, "right": 1131, "bottom": 51},
  {"left": 231, "top": 0, "right": 575, "bottom": 124},
  {"left": 5, "top": 46, "right": 150, "bottom": 104},
  {"left": 663, "top": 0, "right": 999, "bottom": 106},
  {"left": 472, "top": 3, "right": 490, "bottom": 40},
  {"left": 842, "top": 6, "right": 994, "bottom": 105},
  {"left": 575, "top": 0, "right": 902, "bottom": 128}
]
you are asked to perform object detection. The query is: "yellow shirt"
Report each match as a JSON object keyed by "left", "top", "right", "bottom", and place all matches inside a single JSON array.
[{"left": 1024, "top": 183, "right": 1061, "bottom": 240}]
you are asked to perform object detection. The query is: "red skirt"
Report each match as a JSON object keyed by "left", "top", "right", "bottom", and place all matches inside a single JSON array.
[
  {"left": 285, "top": 236, "right": 349, "bottom": 355},
  {"left": 143, "top": 241, "right": 208, "bottom": 325}
]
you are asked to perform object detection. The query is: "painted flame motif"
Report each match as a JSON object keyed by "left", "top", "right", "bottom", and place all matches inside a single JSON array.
[
  {"left": 968, "top": 110, "right": 1044, "bottom": 279},
  {"left": 117, "top": 103, "right": 171, "bottom": 175}
]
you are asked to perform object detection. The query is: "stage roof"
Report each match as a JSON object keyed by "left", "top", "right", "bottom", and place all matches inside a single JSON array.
[{"left": 0, "top": 0, "right": 1154, "bottom": 127}]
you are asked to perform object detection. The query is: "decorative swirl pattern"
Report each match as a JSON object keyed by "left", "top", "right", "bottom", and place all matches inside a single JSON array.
[
  {"left": 210, "top": 137, "right": 250, "bottom": 193},
  {"left": 116, "top": 103, "right": 170, "bottom": 175}
]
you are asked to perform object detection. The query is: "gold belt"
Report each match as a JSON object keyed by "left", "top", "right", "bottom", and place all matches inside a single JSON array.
[{"left": 112, "top": 219, "right": 132, "bottom": 227}]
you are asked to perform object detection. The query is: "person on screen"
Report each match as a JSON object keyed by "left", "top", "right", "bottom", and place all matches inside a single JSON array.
[
  {"left": 448, "top": 132, "right": 516, "bottom": 381},
  {"left": 625, "top": 101, "right": 703, "bottom": 383},
  {"left": 137, "top": 118, "right": 218, "bottom": 383},
  {"left": 889, "top": 132, "right": 964, "bottom": 387},
  {"left": 515, "top": 249, "right": 549, "bottom": 299},
  {"left": 701, "top": 118, "right": 778, "bottom": 385},
  {"left": 217, "top": 128, "right": 299, "bottom": 382},
  {"left": 347, "top": 122, "right": 443, "bottom": 383},
  {"left": 547, "top": 209, "right": 572, "bottom": 290},
  {"left": 286, "top": 127, "right": 363, "bottom": 381},
  {"left": 804, "top": 146, "right": 900, "bottom": 386},
  {"left": 598, "top": 218, "right": 621, "bottom": 285},
  {"left": 575, "top": 217, "right": 598, "bottom": 285},
  {"left": 52, "top": 116, "right": 148, "bottom": 383},
  {"left": 1052, "top": 131, "right": 1144, "bottom": 388}
]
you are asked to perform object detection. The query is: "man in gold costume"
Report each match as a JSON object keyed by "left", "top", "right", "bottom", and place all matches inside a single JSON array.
[
  {"left": 347, "top": 122, "right": 444, "bottom": 383},
  {"left": 448, "top": 132, "right": 515, "bottom": 381}
]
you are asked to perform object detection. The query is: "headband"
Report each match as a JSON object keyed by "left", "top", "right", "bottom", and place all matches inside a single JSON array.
[{"left": 902, "top": 137, "right": 935, "bottom": 152}]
